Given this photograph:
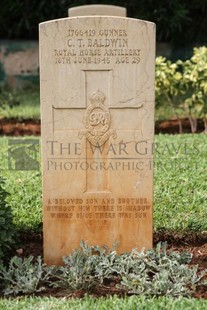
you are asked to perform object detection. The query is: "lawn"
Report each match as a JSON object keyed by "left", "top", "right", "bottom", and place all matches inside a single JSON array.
[
  {"left": 0, "top": 88, "right": 40, "bottom": 120},
  {"left": 0, "top": 134, "right": 206, "bottom": 232},
  {"left": 1, "top": 295, "right": 207, "bottom": 310},
  {"left": 154, "top": 134, "right": 207, "bottom": 231}
]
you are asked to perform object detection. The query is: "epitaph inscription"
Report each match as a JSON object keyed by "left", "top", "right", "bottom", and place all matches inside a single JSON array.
[{"left": 40, "top": 16, "right": 155, "bottom": 265}]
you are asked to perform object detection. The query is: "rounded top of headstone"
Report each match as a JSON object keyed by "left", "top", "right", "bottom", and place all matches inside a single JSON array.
[{"left": 68, "top": 5, "right": 127, "bottom": 17}]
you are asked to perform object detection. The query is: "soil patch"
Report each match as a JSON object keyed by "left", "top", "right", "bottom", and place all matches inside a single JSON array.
[
  {"left": 0, "top": 118, "right": 205, "bottom": 136},
  {"left": 156, "top": 118, "right": 204, "bottom": 134},
  {"left": 10, "top": 230, "right": 207, "bottom": 299},
  {"left": 0, "top": 118, "right": 40, "bottom": 136}
]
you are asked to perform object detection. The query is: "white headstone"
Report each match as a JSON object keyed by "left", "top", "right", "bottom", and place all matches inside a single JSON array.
[
  {"left": 39, "top": 12, "right": 155, "bottom": 265},
  {"left": 69, "top": 5, "right": 127, "bottom": 17}
]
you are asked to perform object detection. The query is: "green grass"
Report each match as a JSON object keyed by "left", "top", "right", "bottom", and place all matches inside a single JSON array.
[
  {"left": 155, "top": 105, "right": 188, "bottom": 121},
  {"left": 0, "top": 134, "right": 206, "bottom": 232},
  {"left": 0, "top": 88, "right": 40, "bottom": 120},
  {"left": 0, "top": 137, "right": 41, "bottom": 231},
  {"left": 155, "top": 104, "right": 175, "bottom": 121},
  {"left": 154, "top": 134, "right": 207, "bottom": 231},
  {"left": 0, "top": 296, "right": 207, "bottom": 310}
]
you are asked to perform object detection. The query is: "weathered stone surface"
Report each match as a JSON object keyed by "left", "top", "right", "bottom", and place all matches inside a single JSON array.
[
  {"left": 39, "top": 15, "right": 155, "bottom": 265},
  {"left": 69, "top": 5, "right": 127, "bottom": 17}
]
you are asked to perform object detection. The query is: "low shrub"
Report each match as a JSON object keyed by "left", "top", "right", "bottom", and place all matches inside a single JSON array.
[
  {"left": 0, "top": 256, "right": 53, "bottom": 295},
  {"left": 156, "top": 46, "right": 207, "bottom": 133},
  {"left": 51, "top": 242, "right": 206, "bottom": 297},
  {"left": 0, "top": 242, "right": 206, "bottom": 297},
  {"left": 0, "top": 175, "right": 17, "bottom": 264}
]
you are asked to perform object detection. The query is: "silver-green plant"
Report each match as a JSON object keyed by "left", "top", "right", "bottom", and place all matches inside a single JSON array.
[
  {"left": 52, "top": 241, "right": 119, "bottom": 291},
  {"left": 118, "top": 243, "right": 205, "bottom": 297},
  {"left": 51, "top": 242, "right": 206, "bottom": 297},
  {"left": 0, "top": 256, "right": 53, "bottom": 295}
]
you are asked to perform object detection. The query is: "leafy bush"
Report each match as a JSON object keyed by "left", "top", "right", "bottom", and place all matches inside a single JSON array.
[
  {"left": 0, "top": 256, "right": 53, "bottom": 295},
  {"left": 51, "top": 242, "right": 206, "bottom": 297},
  {"left": 155, "top": 56, "right": 183, "bottom": 131},
  {"left": 0, "top": 175, "right": 17, "bottom": 264},
  {"left": 180, "top": 47, "right": 207, "bottom": 133},
  {"left": 156, "top": 47, "right": 207, "bottom": 133}
]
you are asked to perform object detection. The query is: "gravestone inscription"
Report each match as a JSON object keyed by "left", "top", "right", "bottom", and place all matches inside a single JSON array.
[{"left": 39, "top": 11, "right": 155, "bottom": 265}]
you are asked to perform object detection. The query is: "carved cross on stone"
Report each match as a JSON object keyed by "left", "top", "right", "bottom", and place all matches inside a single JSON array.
[
  {"left": 52, "top": 69, "right": 143, "bottom": 193},
  {"left": 40, "top": 14, "right": 155, "bottom": 265}
]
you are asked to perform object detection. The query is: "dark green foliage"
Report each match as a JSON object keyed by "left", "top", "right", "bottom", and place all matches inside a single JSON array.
[
  {"left": 0, "top": 175, "right": 17, "bottom": 264},
  {"left": 128, "top": 0, "right": 207, "bottom": 44},
  {"left": 0, "top": 87, "right": 19, "bottom": 110},
  {"left": 0, "top": 0, "right": 207, "bottom": 45}
]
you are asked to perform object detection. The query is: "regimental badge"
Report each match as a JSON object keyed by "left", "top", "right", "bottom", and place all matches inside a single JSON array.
[{"left": 79, "top": 90, "right": 117, "bottom": 147}]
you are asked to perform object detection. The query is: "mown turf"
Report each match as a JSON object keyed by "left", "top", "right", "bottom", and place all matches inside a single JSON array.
[
  {"left": 154, "top": 134, "right": 207, "bottom": 231},
  {"left": 0, "top": 295, "right": 207, "bottom": 310},
  {"left": 0, "top": 134, "right": 206, "bottom": 232},
  {"left": 0, "top": 88, "right": 40, "bottom": 120}
]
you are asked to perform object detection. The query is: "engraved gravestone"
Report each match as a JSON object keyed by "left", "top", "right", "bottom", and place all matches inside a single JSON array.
[{"left": 39, "top": 8, "right": 155, "bottom": 265}]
